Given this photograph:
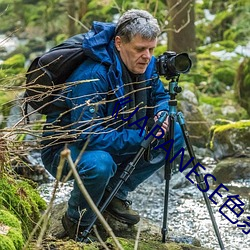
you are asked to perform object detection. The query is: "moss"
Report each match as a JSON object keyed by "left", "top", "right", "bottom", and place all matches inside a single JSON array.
[
  {"left": 0, "top": 54, "right": 26, "bottom": 86},
  {"left": 0, "top": 175, "right": 47, "bottom": 239},
  {"left": 209, "top": 120, "right": 250, "bottom": 151},
  {"left": 105, "top": 237, "right": 207, "bottom": 250},
  {"left": 217, "top": 40, "right": 237, "bottom": 51},
  {"left": 213, "top": 67, "right": 235, "bottom": 86},
  {"left": 212, "top": 120, "right": 250, "bottom": 133},
  {"left": 0, "top": 209, "right": 24, "bottom": 249},
  {"left": 199, "top": 95, "right": 224, "bottom": 107},
  {"left": 0, "top": 209, "right": 21, "bottom": 229},
  {"left": 1, "top": 54, "right": 25, "bottom": 69},
  {"left": 7, "top": 228, "right": 24, "bottom": 249},
  {"left": 235, "top": 57, "right": 250, "bottom": 116},
  {"left": 0, "top": 235, "right": 16, "bottom": 250}
]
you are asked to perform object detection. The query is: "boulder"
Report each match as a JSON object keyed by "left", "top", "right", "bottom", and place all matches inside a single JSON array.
[
  {"left": 212, "top": 157, "right": 250, "bottom": 183},
  {"left": 209, "top": 120, "right": 250, "bottom": 160},
  {"left": 179, "top": 100, "right": 211, "bottom": 148},
  {"left": 42, "top": 201, "right": 211, "bottom": 250}
]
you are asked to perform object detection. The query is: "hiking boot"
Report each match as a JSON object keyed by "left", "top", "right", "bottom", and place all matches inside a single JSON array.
[
  {"left": 105, "top": 196, "right": 140, "bottom": 225},
  {"left": 61, "top": 213, "right": 97, "bottom": 243}
]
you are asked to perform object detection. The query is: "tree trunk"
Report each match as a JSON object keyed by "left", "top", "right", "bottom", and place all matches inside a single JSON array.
[
  {"left": 167, "top": 0, "right": 196, "bottom": 63},
  {"left": 78, "top": 0, "right": 88, "bottom": 20},
  {"left": 67, "top": 0, "right": 77, "bottom": 36}
]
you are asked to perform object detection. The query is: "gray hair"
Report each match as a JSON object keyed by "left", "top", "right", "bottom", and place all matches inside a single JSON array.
[{"left": 115, "top": 9, "right": 160, "bottom": 43}]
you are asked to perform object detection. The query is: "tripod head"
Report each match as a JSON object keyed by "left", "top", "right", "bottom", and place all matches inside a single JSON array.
[{"left": 168, "top": 76, "right": 182, "bottom": 100}]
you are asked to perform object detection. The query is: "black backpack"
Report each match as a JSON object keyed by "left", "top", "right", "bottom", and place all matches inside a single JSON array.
[{"left": 24, "top": 34, "right": 87, "bottom": 115}]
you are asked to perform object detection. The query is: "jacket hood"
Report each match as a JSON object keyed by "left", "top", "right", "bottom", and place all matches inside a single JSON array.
[{"left": 82, "top": 21, "right": 116, "bottom": 65}]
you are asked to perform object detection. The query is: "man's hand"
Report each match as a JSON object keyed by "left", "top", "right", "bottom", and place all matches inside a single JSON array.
[{"left": 154, "top": 111, "right": 169, "bottom": 138}]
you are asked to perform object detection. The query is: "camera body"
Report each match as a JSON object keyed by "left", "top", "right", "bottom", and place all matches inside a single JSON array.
[{"left": 156, "top": 51, "right": 192, "bottom": 79}]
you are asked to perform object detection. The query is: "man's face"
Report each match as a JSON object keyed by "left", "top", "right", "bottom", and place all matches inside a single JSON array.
[{"left": 115, "top": 35, "right": 157, "bottom": 74}]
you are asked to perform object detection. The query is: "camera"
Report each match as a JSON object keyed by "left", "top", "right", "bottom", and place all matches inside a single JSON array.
[{"left": 156, "top": 51, "right": 192, "bottom": 79}]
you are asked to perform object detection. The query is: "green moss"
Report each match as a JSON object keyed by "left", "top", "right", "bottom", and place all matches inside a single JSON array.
[
  {"left": 209, "top": 120, "right": 250, "bottom": 150},
  {"left": 0, "top": 209, "right": 24, "bottom": 249},
  {"left": 105, "top": 237, "right": 205, "bottom": 250},
  {"left": 213, "top": 67, "right": 235, "bottom": 86},
  {"left": 7, "top": 228, "right": 24, "bottom": 249},
  {"left": 0, "top": 54, "right": 26, "bottom": 86},
  {"left": 0, "top": 209, "right": 21, "bottom": 229},
  {"left": 199, "top": 95, "right": 224, "bottom": 107},
  {"left": 0, "top": 235, "right": 16, "bottom": 250},
  {"left": 213, "top": 120, "right": 250, "bottom": 133},
  {"left": 234, "top": 58, "right": 250, "bottom": 115},
  {"left": 0, "top": 175, "right": 47, "bottom": 239},
  {"left": 217, "top": 40, "right": 237, "bottom": 51},
  {"left": 1, "top": 54, "right": 25, "bottom": 69}
]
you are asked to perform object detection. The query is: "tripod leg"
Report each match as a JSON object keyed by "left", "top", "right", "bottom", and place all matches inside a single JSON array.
[
  {"left": 177, "top": 112, "right": 225, "bottom": 250},
  {"left": 162, "top": 114, "right": 175, "bottom": 243}
]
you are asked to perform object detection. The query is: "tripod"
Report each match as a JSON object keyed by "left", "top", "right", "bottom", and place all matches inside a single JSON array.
[
  {"left": 161, "top": 77, "right": 225, "bottom": 249},
  {"left": 82, "top": 77, "right": 225, "bottom": 250}
]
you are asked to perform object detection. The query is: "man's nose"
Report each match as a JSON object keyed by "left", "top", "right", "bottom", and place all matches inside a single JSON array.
[{"left": 142, "top": 49, "right": 151, "bottom": 59}]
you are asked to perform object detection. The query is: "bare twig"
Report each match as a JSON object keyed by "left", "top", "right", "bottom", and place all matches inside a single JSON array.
[
  {"left": 61, "top": 148, "right": 124, "bottom": 250},
  {"left": 93, "top": 225, "right": 110, "bottom": 250},
  {"left": 68, "top": 14, "right": 90, "bottom": 32},
  {"left": 134, "top": 220, "right": 142, "bottom": 250},
  {"left": 22, "top": 153, "right": 65, "bottom": 249}
]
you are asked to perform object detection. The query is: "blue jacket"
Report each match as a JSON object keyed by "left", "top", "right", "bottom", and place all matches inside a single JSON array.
[{"left": 44, "top": 21, "right": 170, "bottom": 156}]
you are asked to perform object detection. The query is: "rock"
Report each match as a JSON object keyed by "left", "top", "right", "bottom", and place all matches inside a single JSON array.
[
  {"left": 179, "top": 100, "right": 211, "bottom": 148},
  {"left": 209, "top": 120, "right": 250, "bottom": 160},
  {"left": 181, "top": 89, "right": 199, "bottom": 105},
  {"left": 212, "top": 157, "right": 250, "bottom": 183},
  {"left": 43, "top": 201, "right": 211, "bottom": 250}
]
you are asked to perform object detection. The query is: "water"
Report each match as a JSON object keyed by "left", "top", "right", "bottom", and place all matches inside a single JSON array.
[{"left": 38, "top": 157, "right": 250, "bottom": 250}]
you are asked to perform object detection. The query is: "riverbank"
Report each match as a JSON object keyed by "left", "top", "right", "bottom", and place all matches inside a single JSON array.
[{"left": 38, "top": 156, "right": 250, "bottom": 250}]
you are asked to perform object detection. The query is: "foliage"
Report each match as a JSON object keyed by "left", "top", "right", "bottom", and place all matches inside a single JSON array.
[
  {"left": 0, "top": 209, "right": 24, "bottom": 250},
  {"left": 1, "top": 54, "right": 25, "bottom": 68},
  {"left": 0, "top": 174, "right": 47, "bottom": 238},
  {"left": 234, "top": 57, "right": 250, "bottom": 115},
  {"left": 197, "top": 0, "right": 250, "bottom": 46}
]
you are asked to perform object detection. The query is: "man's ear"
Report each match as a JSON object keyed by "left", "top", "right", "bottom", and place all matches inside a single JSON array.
[{"left": 115, "top": 36, "right": 122, "bottom": 51}]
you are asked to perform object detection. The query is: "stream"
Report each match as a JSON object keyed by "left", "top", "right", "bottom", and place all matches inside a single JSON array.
[{"left": 38, "top": 156, "right": 250, "bottom": 250}]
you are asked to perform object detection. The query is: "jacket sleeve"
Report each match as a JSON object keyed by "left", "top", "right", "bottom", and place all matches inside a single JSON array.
[{"left": 65, "top": 62, "right": 145, "bottom": 156}]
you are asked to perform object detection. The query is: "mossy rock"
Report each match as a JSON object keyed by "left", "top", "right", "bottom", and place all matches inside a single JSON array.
[
  {"left": 209, "top": 120, "right": 250, "bottom": 160},
  {"left": 235, "top": 57, "right": 250, "bottom": 116},
  {"left": 106, "top": 237, "right": 210, "bottom": 250},
  {"left": 213, "top": 67, "right": 235, "bottom": 86},
  {"left": 0, "top": 174, "right": 47, "bottom": 239},
  {"left": 0, "top": 54, "right": 26, "bottom": 86},
  {"left": 1, "top": 54, "right": 25, "bottom": 69},
  {"left": 199, "top": 92, "right": 248, "bottom": 122},
  {"left": 0, "top": 209, "right": 24, "bottom": 250},
  {"left": 28, "top": 237, "right": 210, "bottom": 250}
]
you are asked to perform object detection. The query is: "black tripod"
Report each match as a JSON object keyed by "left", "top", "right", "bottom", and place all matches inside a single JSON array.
[
  {"left": 161, "top": 77, "right": 225, "bottom": 249},
  {"left": 82, "top": 77, "right": 225, "bottom": 249}
]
